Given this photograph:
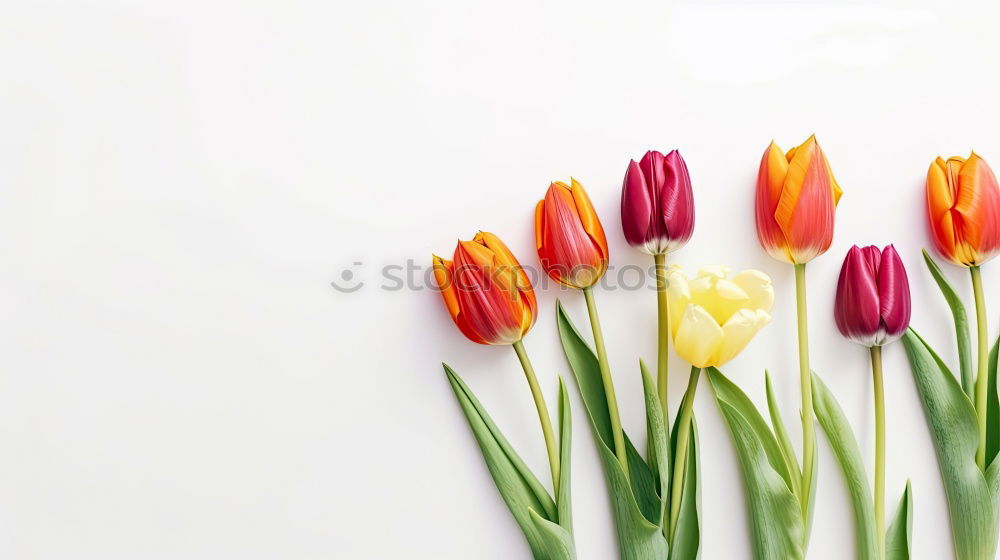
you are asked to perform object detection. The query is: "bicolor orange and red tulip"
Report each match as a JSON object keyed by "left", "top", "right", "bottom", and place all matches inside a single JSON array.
[
  {"left": 535, "top": 179, "right": 609, "bottom": 289},
  {"left": 755, "top": 135, "right": 843, "bottom": 264},
  {"left": 926, "top": 153, "right": 1000, "bottom": 267},
  {"left": 432, "top": 232, "right": 536, "bottom": 345},
  {"left": 834, "top": 245, "right": 911, "bottom": 347}
]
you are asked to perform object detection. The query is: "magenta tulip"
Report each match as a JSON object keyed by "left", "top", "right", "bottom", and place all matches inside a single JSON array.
[
  {"left": 621, "top": 150, "right": 695, "bottom": 255},
  {"left": 834, "top": 245, "right": 911, "bottom": 347}
]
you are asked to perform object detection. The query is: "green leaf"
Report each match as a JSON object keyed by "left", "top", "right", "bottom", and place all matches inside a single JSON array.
[
  {"left": 811, "top": 372, "right": 879, "bottom": 560},
  {"left": 765, "top": 371, "right": 802, "bottom": 499},
  {"left": 885, "top": 481, "right": 913, "bottom": 560},
  {"left": 556, "top": 301, "right": 668, "bottom": 559},
  {"left": 640, "top": 361, "right": 669, "bottom": 525},
  {"left": 557, "top": 377, "right": 573, "bottom": 532},
  {"left": 706, "top": 367, "right": 804, "bottom": 560},
  {"left": 987, "top": 337, "right": 999, "bottom": 468},
  {"left": 669, "top": 415, "right": 701, "bottom": 560},
  {"left": 901, "top": 329, "right": 998, "bottom": 559},
  {"left": 923, "top": 249, "right": 975, "bottom": 398},
  {"left": 444, "top": 365, "right": 576, "bottom": 559}
]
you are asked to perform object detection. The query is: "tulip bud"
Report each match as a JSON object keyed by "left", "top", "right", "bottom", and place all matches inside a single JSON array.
[
  {"left": 926, "top": 152, "right": 1000, "bottom": 267},
  {"left": 432, "top": 232, "right": 536, "bottom": 345},
  {"left": 755, "top": 135, "right": 843, "bottom": 264},
  {"left": 834, "top": 245, "right": 911, "bottom": 347},
  {"left": 621, "top": 150, "right": 695, "bottom": 255},
  {"left": 664, "top": 265, "right": 774, "bottom": 368},
  {"left": 535, "top": 178, "right": 609, "bottom": 289}
]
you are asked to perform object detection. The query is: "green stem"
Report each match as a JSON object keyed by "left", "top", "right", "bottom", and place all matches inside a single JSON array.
[
  {"left": 654, "top": 253, "right": 670, "bottom": 442},
  {"left": 513, "top": 340, "right": 561, "bottom": 498},
  {"left": 669, "top": 366, "right": 701, "bottom": 538},
  {"left": 794, "top": 263, "right": 815, "bottom": 521},
  {"left": 870, "top": 345, "right": 885, "bottom": 560},
  {"left": 583, "top": 286, "right": 629, "bottom": 479},
  {"left": 971, "top": 266, "right": 989, "bottom": 471}
]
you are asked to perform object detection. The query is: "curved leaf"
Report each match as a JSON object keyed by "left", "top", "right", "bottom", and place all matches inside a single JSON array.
[
  {"left": 811, "top": 372, "right": 879, "bottom": 560},
  {"left": 885, "top": 481, "right": 913, "bottom": 560},
  {"left": 556, "top": 301, "right": 669, "bottom": 559},
  {"left": 923, "top": 249, "right": 974, "bottom": 398},
  {"left": 987, "top": 338, "right": 999, "bottom": 468},
  {"left": 557, "top": 377, "right": 573, "bottom": 532},
  {"left": 640, "top": 362, "right": 669, "bottom": 524},
  {"left": 707, "top": 367, "right": 804, "bottom": 560},
  {"left": 670, "top": 416, "right": 701, "bottom": 560},
  {"left": 901, "top": 329, "right": 998, "bottom": 559},
  {"left": 766, "top": 371, "right": 802, "bottom": 499},
  {"left": 444, "top": 365, "right": 576, "bottom": 559}
]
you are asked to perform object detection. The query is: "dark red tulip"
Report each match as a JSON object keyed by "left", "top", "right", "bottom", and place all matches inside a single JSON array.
[
  {"left": 621, "top": 150, "right": 695, "bottom": 255},
  {"left": 834, "top": 245, "right": 911, "bottom": 347}
]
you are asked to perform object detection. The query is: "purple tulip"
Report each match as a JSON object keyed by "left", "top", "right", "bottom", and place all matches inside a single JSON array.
[
  {"left": 621, "top": 150, "right": 695, "bottom": 255},
  {"left": 834, "top": 245, "right": 911, "bottom": 347}
]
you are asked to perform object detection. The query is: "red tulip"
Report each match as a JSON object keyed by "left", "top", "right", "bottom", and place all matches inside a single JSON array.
[
  {"left": 535, "top": 179, "right": 609, "bottom": 289},
  {"left": 432, "top": 232, "right": 537, "bottom": 345},
  {"left": 834, "top": 245, "right": 911, "bottom": 347},
  {"left": 621, "top": 150, "right": 695, "bottom": 255},
  {"left": 755, "top": 136, "right": 843, "bottom": 264}
]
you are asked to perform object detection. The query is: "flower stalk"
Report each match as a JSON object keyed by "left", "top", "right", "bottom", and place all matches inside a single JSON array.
[
  {"left": 870, "top": 345, "right": 886, "bottom": 559},
  {"left": 583, "top": 286, "right": 629, "bottom": 478},
  {"left": 513, "top": 340, "right": 561, "bottom": 498},
  {"left": 654, "top": 253, "right": 670, "bottom": 439},
  {"left": 971, "top": 265, "right": 989, "bottom": 470},
  {"left": 795, "top": 262, "right": 816, "bottom": 519}
]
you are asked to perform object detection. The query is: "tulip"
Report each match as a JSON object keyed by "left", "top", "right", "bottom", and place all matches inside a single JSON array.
[
  {"left": 755, "top": 135, "right": 843, "bottom": 264},
  {"left": 833, "top": 244, "right": 911, "bottom": 554},
  {"left": 433, "top": 232, "right": 561, "bottom": 496},
  {"left": 926, "top": 153, "right": 1000, "bottom": 267},
  {"left": 536, "top": 178, "right": 628, "bottom": 477},
  {"left": 665, "top": 265, "right": 774, "bottom": 368},
  {"left": 535, "top": 179, "right": 609, "bottom": 289},
  {"left": 754, "top": 135, "right": 841, "bottom": 526},
  {"left": 664, "top": 264, "right": 773, "bottom": 535},
  {"left": 432, "top": 231, "right": 536, "bottom": 346},
  {"left": 834, "top": 245, "right": 911, "bottom": 348},
  {"left": 927, "top": 153, "right": 1000, "bottom": 470},
  {"left": 621, "top": 149, "right": 697, "bottom": 455},
  {"left": 621, "top": 150, "right": 695, "bottom": 255}
]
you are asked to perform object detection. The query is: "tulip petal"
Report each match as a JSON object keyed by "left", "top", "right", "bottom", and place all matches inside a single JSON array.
[
  {"left": 954, "top": 153, "right": 1000, "bottom": 265},
  {"left": 621, "top": 158, "right": 654, "bottom": 250},
  {"left": 673, "top": 304, "right": 725, "bottom": 369},
  {"left": 713, "top": 309, "right": 771, "bottom": 366},
  {"left": 660, "top": 150, "right": 695, "bottom": 251},
  {"left": 877, "top": 245, "right": 911, "bottom": 341},
  {"left": 666, "top": 265, "right": 691, "bottom": 335},
  {"left": 731, "top": 269, "right": 775, "bottom": 313},
  {"left": 476, "top": 231, "right": 537, "bottom": 331},
  {"left": 834, "top": 245, "right": 882, "bottom": 347},
  {"left": 432, "top": 255, "right": 489, "bottom": 344},
  {"left": 570, "top": 178, "right": 610, "bottom": 262},
  {"left": 755, "top": 141, "right": 792, "bottom": 262}
]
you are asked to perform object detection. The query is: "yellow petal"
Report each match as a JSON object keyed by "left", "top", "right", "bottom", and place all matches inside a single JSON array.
[
  {"left": 730, "top": 269, "right": 775, "bottom": 312},
  {"left": 712, "top": 309, "right": 772, "bottom": 367},
  {"left": 666, "top": 266, "right": 691, "bottom": 335},
  {"left": 673, "top": 304, "right": 725, "bottom": 368}
]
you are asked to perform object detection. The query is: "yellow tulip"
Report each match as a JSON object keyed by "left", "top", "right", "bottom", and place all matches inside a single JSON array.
[{"left": 665, "top": 265, "right": 774, "bottom": 368}]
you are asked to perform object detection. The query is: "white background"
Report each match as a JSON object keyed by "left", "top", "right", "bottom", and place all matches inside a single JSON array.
[{"left": 3, "top": 0, "right": 1000, "bottom": 558}]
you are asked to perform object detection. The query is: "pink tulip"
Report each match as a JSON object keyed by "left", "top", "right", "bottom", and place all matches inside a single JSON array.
[
  {"left": 621, "top": 150, "right": 695, "bottom": 255},
  {"left": 834, "top": 245, "right": 911, "bottom": 347}
]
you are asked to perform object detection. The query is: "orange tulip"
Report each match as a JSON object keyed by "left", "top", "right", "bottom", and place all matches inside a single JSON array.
[
  {"left": 754, "top": 135, "right": 843, "bottom": 264},
  {"left": 432, "top": 232, "right": 536, "bottom": 345},
  {"left": 926, "top": 153, "right": 1000, "bottom": 267},
  {"left": 535, "top": 179, "right": 609, "bottom": 289}
]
